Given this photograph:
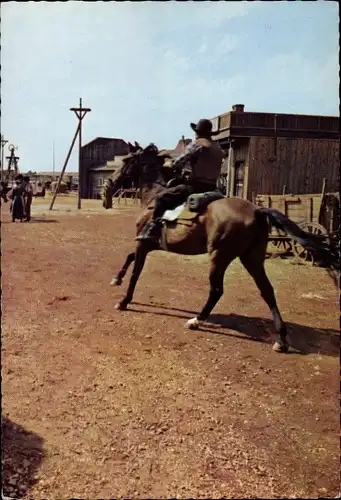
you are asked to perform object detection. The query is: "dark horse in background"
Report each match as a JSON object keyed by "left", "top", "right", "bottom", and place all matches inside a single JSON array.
[
  {"left": 110, "top": 143, "right": 339, "bottom": 354},
  {"left": 0, "top": 181, "right": 10, "bottom": 204}
]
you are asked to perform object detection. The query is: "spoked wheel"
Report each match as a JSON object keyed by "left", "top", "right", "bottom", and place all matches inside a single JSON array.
[
  {"left": 269, "top": 238, "right": 292, "bottom": 253},
  {"left": 267, "top": 230, "right": 292, "bottom": 258},
  {"left": 292, "top": 222, "right": 328, "bottom": 265}
]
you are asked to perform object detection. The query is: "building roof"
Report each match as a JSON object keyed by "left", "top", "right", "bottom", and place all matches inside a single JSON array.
[
  {"left": 159, "top": 137, "right": 192, "bottom": 167},
  {"left": 212, "top": 105, "right": 340, "bottom": 142},
  {"left": 26, "top": 171, "right": 79, "bottom": 177},
  {"left": 82, "top": 137, "right": 128, "bottom": 149},
  {"left": 89, "top": 155, "right": 129, "bottom": 172}
]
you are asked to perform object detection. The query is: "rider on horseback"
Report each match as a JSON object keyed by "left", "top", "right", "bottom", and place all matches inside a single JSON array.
[{"left": 136, "top": 118, "right": 224, "bottom": 243}]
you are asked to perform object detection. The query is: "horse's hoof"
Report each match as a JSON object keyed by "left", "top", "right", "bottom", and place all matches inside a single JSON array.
[
  {"left": 110, "top": 277, "right": 122, "bottom": 286},
  {"left": 185, "top": 317, "right": 201, "bottom": 330},
  {"left": 272, "top": 342, "right": 289, "bottom": 353},
  {"left": 115, "top": 301, "right": 127, "bottom": 311}
]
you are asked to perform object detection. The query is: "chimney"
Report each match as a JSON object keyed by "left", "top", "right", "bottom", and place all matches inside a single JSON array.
[
  {"left": 175, "top": 135, "right": 185, "bottom": 152},
  {"left": 232, "top": 104, "right": 245, "bottom": 112}
]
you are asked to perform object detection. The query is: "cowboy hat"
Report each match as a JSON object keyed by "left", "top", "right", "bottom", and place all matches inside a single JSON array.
[{"left": 190, "top": 118, "right": 220, "bottom": 137}]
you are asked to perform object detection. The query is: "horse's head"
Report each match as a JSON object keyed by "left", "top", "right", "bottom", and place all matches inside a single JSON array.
[{"left": 112, "top": 142, "right": 165, "bottom": 189}]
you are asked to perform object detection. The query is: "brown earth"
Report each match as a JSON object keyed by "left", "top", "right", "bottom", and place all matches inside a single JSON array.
[{"left": 1, "top": 197, "right": 339, "bottom": 499}]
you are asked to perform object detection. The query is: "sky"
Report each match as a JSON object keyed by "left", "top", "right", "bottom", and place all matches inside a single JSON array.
[{"left": 1, "top": 1, "right": 339, "bottom": 173}]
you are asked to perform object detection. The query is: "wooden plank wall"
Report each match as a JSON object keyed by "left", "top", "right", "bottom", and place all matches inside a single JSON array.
[
  {"left": 247, "top": 137, "right": 340, "bottom": 199},
  {"left": 255, "top": 194, "right": 323, "bottom": 225},
  {"left": 81, "top": 140, "right": 128, "bottom": 198}
]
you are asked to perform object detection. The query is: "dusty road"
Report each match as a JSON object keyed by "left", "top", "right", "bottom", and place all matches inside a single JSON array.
[{"left": 1, "top": 197, "right": 339, "bottom": 498}]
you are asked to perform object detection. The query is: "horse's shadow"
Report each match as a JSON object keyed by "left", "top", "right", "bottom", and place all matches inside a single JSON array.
[
  {"left": 130, "top": 302, "right": 339, "bottom": 357},
  {"left": 29, "top": 218, "right": 59, "bottom": 224},
  {"left": 2, "top": 416, "right": 45, "bottom": 498},
  {"left": 1, "top": 218, "right": 59, "bottom": 224}
]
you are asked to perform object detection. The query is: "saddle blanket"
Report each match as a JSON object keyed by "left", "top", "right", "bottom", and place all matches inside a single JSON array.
[{"left": 162, "top": 203, "right": 186, "bottom": 222}]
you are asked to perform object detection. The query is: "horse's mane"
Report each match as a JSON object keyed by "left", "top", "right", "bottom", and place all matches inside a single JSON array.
[
  {"left": 111, "top": 163, "right": 126, "bottom": 183},
  {"left": 111, "top": 156, "right": 134, "bottom": 183}
]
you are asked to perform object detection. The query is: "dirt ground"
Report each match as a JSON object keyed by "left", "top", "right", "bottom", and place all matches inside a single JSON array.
[{"left": 1, "top": 196, "right": 339, "bottom": 499}]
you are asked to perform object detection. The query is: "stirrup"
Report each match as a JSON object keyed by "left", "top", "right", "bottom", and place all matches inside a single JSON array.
[
  {"left": 135, "top": 221, "right": 162, "bottom": 242},
  {"left": 135, "top": 233, "right": 161, "bottom": 243}
]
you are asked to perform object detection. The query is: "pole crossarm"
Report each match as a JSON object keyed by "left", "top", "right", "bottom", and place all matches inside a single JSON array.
[{"left": 70, "top": 107, "right": 91, "bottom": 120}]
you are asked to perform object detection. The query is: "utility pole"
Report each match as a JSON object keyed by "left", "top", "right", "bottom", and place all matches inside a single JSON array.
[
  {"left": 1, "top": 135, "right": 8, "bottom": 181},
  {"left": 49, "top": 98, "right": 90, "bottom": 211},
  {"left": 52, "top": 139, "right": 55, "bottom": 178},
  {"left": 70, "top": 98, "right": 91, "bottom": 209}
]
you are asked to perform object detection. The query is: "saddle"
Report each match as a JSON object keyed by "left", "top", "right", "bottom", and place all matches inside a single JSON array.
[{"left": 162, "top": 190, "right": 224, "bottom": 225}]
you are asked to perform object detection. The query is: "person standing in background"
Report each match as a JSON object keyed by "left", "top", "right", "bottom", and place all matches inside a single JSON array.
[
  {"left": 102, "top": 178, "right": 114, "bottom": 209},
  {"left": 23, "top": 175, "right": 33, "bottom": 222},
  {"left": 9, "top": 174, "right": 25, "bottom": 222}
]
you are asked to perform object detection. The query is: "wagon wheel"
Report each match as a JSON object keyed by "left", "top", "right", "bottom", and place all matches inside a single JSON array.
[
  {"left": 292, "top": 222, "right": 328, "bottom": 265},
  {"left": 267, "top": 226, "right": 292, "bottom": 258},
  {"left": 269, "top": 238, "right": 292, "bottom": 253}
]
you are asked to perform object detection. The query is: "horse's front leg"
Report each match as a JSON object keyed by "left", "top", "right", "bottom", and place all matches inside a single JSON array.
[
  {"left": 115, "top": 244, "right": 150, "bottom": 310},
  {"left": 110, "top": 252, "right": 136, "bottom": 286}
]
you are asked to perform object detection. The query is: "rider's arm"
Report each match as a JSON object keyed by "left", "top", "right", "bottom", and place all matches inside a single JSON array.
[{"left": 172, "top": 142, "right": 203, "bottom": 175}]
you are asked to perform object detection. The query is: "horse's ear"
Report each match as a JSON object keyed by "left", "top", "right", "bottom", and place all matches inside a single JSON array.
[{"left": 134, "top": 141, "right": 142, "bottom": 151}]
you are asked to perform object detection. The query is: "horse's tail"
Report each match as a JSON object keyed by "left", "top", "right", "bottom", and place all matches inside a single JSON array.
[{"left": 257, "top": 207, "right": 340, "bottom": 285}]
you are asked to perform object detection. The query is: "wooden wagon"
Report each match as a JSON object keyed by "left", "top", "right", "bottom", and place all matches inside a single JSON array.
[{"left": 255, "top": 182, "right": 339, "bottom": 264}]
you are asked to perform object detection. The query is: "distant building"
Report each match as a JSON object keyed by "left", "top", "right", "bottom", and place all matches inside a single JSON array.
[
  {"left": 88, "top": 156, "right": 131, "bottom": 199},
  {"left": 23, "top": 171, "right": 79, "bottom": 190},
  {"left": 80, "top": 137, "right": 129, "bottom": 198},
  {"left": 159, "top": 136, "right": 192, "bottom": 177},
  {"left": 211, "top": 104, "right": 339, "bottom": 199}
]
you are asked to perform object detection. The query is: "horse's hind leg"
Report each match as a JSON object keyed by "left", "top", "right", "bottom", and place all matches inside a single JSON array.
[
  {"left": 110, "top": 252, "right": 135, "bottom": 286},
  {"left": 185, "top": 251, "right": 233, "bottom": 330},
  {"left": 240, "top": 245, "right": 288, "bottom": 353}
]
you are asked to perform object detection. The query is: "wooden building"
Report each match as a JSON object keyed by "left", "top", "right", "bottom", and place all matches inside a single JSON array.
[
  {"left": 159, "top": 136, "right": 192, "bottom": 159},
  {"left": 88, "top": 156, "right": 131, "bottom": 199},
  {"left": 212, "top": 105, "right": 339, "bottom": 199},
  {"left": 80, "top": 137, "right": 129, "bottom": 198}
]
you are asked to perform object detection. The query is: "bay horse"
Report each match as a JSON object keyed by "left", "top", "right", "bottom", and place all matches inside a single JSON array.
[{"left": 110, "top": 143, "right": 339, "bottom": 353}]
